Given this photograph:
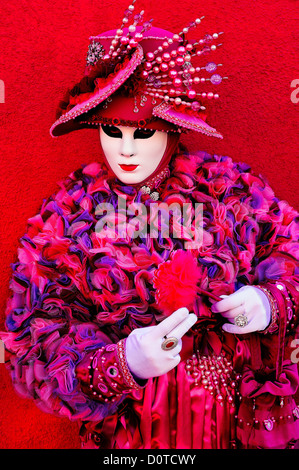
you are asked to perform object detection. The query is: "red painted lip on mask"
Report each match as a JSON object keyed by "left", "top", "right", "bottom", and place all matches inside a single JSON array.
[{"left": 119, "top": 164, "right": 139, "bottom": 172}]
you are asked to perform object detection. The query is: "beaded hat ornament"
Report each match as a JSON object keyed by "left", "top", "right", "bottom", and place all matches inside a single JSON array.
[{"left": 50, "top": 0, "right": 226, "bottom": 138}]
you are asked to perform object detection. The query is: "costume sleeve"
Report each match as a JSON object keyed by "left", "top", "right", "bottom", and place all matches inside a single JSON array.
[
  {"left": 0, "top": 166, "right": 145, "bottom": 422},
  {"left": 239, "top": 169, "right": 299, "bottom": 334}
]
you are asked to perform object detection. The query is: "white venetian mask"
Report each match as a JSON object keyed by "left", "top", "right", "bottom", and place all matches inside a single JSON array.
[{"left": 99, "top": 125, "right": 167, "bottom": 184}]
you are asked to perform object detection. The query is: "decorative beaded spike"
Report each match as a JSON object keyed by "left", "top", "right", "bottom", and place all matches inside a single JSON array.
[
  {"left": 140, "top": 19, "right": 226, "bottom": 111},
  {"left": 185, "top": 352, "right": 240, "bottom": 406},
  {"left": 86, "top": 0, "right": 227, "bottom": 114}
]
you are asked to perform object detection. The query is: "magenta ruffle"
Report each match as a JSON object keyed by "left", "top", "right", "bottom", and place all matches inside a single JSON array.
[{"left": 1, "top": 151, "right": 299, "bottom": 423}]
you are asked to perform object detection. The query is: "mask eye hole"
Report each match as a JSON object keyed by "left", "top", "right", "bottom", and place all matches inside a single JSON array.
[
  {"left": 101, "top": 124, "right": 122, "bottom": 138},
  {"left": 134, "top": 129, "right": 156, "bottom": 139}
]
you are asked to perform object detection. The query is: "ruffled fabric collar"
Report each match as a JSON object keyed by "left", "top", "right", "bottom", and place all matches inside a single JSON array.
[
  {"left": 13, "top": 150, "right": 281, "bottom": 338},
  {"left": 56, "top": 150, "right": 260, "bottom": 333}
]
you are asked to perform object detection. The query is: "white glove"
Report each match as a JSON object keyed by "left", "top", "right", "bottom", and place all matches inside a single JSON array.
[
  {"left": 211, "top": 285, "right": 271, "bottom": 334},
  {"left": 125, "top": 307, "right": 197, "bottom": 380}
]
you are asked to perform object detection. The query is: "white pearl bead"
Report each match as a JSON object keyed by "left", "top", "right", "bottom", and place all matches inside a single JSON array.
[
  {"left": 211, "top": 45, "right": 217, "bottom": 51},
  {"left": 213, "top": 33, "right": 219, "bottom": 39}
]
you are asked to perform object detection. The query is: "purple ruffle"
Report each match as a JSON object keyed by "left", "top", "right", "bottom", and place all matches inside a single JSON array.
[{"left": 1, "top": 152, "right": 299, "bottom": 421}]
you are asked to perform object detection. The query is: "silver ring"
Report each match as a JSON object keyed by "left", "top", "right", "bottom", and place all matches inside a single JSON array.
[
  {"left": 234, "top": 314, "right": 248, "bottom": 328},
  {"left": 161, "top": 337, "right": 179, "bottom": 351}
]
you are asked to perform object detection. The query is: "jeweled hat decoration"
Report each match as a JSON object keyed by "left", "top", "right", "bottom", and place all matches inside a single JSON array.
[{"left": 50, "top": 0, "right": 226, "bottom": 138}]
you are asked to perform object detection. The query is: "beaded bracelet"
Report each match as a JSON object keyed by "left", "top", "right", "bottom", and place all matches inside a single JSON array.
[
  {"left": 87, "top": 345, "right": 123, "bottom": 402},
  {"left": 116, "top": 338, "right": 146, "bottom": 390},
  {"left": 274, "top": 281, "right": 297, "bottom": 332},
  {"left": 255, "top": 285, "right": 279, "bottom": 334},
  {"left": 85, "top": 342, "right": 143, "bottom": 403}
]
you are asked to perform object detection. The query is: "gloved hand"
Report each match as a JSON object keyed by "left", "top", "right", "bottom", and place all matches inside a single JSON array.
[
  {"left": 211, "top": 285, "right": 271, "bottom": 334},
  {"left": 125, "top": 307, "right": 197, "bottom": 380}
]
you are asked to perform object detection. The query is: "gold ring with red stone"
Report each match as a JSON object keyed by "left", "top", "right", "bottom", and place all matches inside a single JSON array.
[{"left": 161, "top": 337, "right": 179, "bottom": 351}]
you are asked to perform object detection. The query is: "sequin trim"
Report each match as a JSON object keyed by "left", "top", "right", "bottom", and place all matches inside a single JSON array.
[{"left": 116, "top": 338, "right": 144, "bottom": 390}]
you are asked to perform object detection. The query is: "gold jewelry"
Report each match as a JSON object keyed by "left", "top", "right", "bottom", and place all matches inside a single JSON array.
[{"left": 161, "top": 337, "right": 179, "bottom": 351}]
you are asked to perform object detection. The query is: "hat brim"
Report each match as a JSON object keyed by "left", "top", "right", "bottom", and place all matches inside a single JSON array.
[
  {"left": 153, "top": 102, "right": 223, "bottom": 139},
  {"left": 78, "top": 93, "right": 180, "bottom": 133},
  {"left": 50, "top": 44, "right": 144, "bottom": 137},
  {"left": 50, "top": 26, "right": 223, "bottom": 139}
]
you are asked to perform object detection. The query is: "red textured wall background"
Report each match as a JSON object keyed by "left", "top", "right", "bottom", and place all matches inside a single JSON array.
[{"left": 0, "top": 0, "right": 298, "bottom": 449}]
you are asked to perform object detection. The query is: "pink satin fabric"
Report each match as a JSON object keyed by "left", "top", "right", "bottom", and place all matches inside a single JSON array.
[
  {"left": 81, "top": 330, "right": 245, "bottom": 449},
  {"left": 81, "top": 365, "right": 236, "bottom": 449}
]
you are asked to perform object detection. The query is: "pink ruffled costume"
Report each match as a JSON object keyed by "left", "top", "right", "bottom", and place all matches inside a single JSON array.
[{"left": 1, "top": 151, "right": 299, "bottom": 448}]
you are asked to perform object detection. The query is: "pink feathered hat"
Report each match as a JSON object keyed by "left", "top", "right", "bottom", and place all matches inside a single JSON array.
[{"left": 50, "top": 3, "right": 225, "bottom": 139}]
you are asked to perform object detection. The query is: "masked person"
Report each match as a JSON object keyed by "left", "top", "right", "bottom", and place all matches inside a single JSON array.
[{"left": 1, "top": 4, "right": 299, "bottom": 449}]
